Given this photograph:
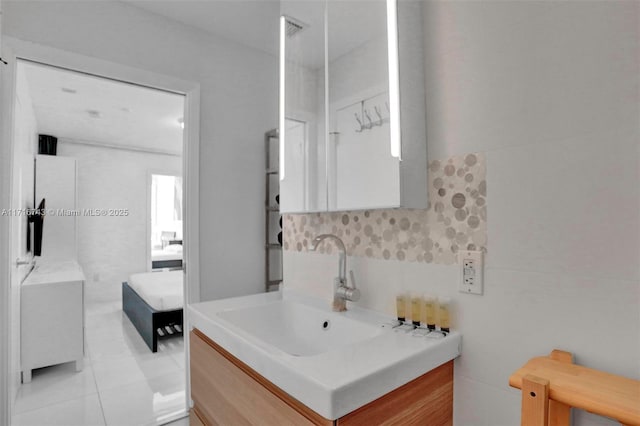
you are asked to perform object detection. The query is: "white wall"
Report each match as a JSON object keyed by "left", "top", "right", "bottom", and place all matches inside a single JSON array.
[
  {"left": 13, "top": 64, "right": 36, "bottom": 276},
  {"left": 56, "top": 141, "right": 181, "bottom": 288},
  {"left": 284, "top": 1, "right": 640, "bottom": 425},
  {"left": 2, "top": 0, "right": 279, "bottom": 301},
  {"left": 8, "top": 61, "right": 37, "bottom": 413},
  {"left": 0, "top": 2, "right": 11, "bottom": 422}
]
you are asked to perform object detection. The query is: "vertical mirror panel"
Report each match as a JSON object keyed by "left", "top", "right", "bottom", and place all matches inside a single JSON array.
[
  {"left": 279, "top": 0, "right": 424, "bottom": 213},
  {"left": 280, "top": 1, "right": 328, "bottom": 213},
  {"left": 327, "top": 0, "right": 400, "bottom": 211}
]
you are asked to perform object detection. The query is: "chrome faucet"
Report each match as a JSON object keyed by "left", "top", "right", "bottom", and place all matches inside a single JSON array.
[{"left": 311, "top": 234, "right": 360, "bottom": 312}]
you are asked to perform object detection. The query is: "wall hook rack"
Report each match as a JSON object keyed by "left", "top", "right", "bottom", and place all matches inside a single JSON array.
[
  {"left": 354, "top": 112, "right": 364, "bottom": 132},
  {"left": 374, "top": 106, "right": 384, "bottom": 125},
  {"left": 364, "top": 109, "right": 374, "bottom": 129}
]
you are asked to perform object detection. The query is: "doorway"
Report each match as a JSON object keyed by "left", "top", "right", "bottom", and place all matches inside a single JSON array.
[
  {"left": 149, "top": 173, "right": 183, "bottom": 272},
  {"left": 1, "top": 42, "right": 200, "bottom": 426}
]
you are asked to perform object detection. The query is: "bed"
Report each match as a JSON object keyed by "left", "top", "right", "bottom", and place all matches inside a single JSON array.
[
  {"left": 151, "top": 244, "right": 183, "bottom": 270},
  {"left": 122, "top": 270, "right": 183, "bottom": 352}
]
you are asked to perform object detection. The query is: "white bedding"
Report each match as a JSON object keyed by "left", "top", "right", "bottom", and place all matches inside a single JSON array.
[
  {"left": 152, "top": 245, "right": 183, "bottom": 262},
  {"left": 128, "top": 270, "right": 183, "bottom": 311}
]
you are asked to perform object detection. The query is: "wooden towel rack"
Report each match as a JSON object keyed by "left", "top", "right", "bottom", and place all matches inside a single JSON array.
[{"left": 509, "top": 349, "right": 640, "bottom": 426}]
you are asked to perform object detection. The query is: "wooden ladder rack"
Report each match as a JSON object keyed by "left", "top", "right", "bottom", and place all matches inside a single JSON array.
[{"left": 509, "top": 349, "right": 640, "bottom": 426}]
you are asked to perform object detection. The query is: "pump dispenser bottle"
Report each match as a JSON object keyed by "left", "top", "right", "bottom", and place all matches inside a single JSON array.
[
  {"left": 410, "top": 293, "right": 422, "bottom": 327},
  {"left": 396, "top": 293, "right": 408, "bottom": 323},
  {"left": 424, "top": 295, "right": 437, "bottom": 331},
  {"left": 438, "top": 297, "right": 451, "bottom": 333}
]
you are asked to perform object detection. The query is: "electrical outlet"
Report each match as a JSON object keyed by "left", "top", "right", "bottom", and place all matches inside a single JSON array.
[{"left": 459, "top": 250, "right": 483, "bottom": 295}]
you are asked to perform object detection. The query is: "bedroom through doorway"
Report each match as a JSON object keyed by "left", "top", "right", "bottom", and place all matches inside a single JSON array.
[{"left": 9, "top": 59, "right": 188, "bottom": 426}]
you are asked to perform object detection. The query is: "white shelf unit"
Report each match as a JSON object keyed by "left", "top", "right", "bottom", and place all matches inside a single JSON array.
[{"left": 265, "top": 129, "right": 282, "bottom": 292}]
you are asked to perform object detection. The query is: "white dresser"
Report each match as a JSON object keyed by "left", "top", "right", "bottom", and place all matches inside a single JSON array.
[{"left": 21, "top": 260, "right": 85, "bottom": 383}]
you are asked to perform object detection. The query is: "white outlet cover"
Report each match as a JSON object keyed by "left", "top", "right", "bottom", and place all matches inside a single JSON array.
[{"left": 459, "top": 250, "right": 483, "bottom": 295}]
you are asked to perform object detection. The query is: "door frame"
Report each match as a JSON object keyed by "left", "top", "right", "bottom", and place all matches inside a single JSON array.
[
  {"left": 0, "top": 37, "right": 201, "bottom": 425},
  {"left": 147, "top": 169, "right": 183, "bottom": 272}
]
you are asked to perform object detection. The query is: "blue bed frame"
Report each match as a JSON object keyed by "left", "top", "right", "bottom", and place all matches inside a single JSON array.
[{"left": 122, "top": 282, "right": 183, "bottom": 352}]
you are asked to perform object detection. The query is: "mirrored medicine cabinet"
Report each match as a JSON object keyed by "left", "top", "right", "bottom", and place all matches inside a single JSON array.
[{"left": 279, "top": 0, "right": 428, "bottom": 214}]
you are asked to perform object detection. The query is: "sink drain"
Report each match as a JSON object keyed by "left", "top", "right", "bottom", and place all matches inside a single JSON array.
[{"left": 321, "top": 320, "right": 331, "bottom": 330}]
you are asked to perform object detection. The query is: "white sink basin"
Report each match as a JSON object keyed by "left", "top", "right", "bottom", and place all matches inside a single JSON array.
[
  {"left": 216, "top": 300, "right": 382, "bottom": 357},
  {"left": 189, "top": 289, "right": 461, "bottom": 420}
]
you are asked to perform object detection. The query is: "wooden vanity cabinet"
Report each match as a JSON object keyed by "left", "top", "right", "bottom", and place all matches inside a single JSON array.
[{"left": 190, "top": 329, "right": 453, "bottom": 426}]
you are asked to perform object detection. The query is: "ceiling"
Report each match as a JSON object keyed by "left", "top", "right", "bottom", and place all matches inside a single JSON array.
[
  {"left": 125, "top": 0, "right": 386, "bottom": 69},
  {"left": 282, "top": 0, "right": 387, "bottom": 69},
  {"left": 124, "top": 0, "right": 281, "bottom": 56},
  {"left": 19, "top": 1, "right": 387, "bottom": 153},
  {"left": 21, "top": 61, "right": 185, "bottom": 155}
]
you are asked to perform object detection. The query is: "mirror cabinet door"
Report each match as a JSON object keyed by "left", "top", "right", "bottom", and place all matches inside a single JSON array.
[
  {"left": 326, "top": 0, "right": 400, "bottom": 211},
  {"left": 280, "top": 1, "right": 328, "bottom": 214},
  {"left": 280, "top": 0, "right": 424, "bottom": 214}
]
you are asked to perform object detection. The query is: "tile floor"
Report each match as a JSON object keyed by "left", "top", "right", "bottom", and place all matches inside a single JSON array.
[{"left": 11, "top": 282, "right": 188, "bottom": 426}]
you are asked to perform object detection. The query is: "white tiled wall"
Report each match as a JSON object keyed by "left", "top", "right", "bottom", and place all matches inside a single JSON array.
[
  {"left": 285, "top": 1, "right": 640, "bottom": 425},
  {"left": 57, "top": 141, "right": 181, "bottom": 290}
]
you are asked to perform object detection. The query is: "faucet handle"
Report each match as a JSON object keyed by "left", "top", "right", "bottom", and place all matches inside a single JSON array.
[
  {"left": 339, "top": 270, "right": 360, "bottom": 302},
  {"left": 336, "top": 285, "right": 361, "bottom": 302},
  {"left": 334, "top": 270, "right": 360, "bottom": 305}
]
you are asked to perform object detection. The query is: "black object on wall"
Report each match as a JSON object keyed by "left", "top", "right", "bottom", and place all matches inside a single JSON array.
[
  {"left": 28, "top": 198, "right": 45, "bottom": 256},
  {"left": 276, "top": 194, "right": 283, "bottom": 246},
  {"left": 38, "top": 135, "right": 57, "bottom": 155}
]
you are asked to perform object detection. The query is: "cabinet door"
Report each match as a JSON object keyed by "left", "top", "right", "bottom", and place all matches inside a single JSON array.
[
  {"left": 190, "top": 330, "right": 332, "bottom": 426},
  {"left": 336, "top": 361, "right": 453, "bottom": 426},
  {"left": 326, "top": 1, "right": 400, "bottom": 211},
  {"left": 280, "top": 1, "right": 428, "bottom": 213},
  {"left": 280, "top": 1, "right": 328, "bottom": 214},
  {"left": 188, "top": 409, "right": 205, "bottom": 426},
  {"left": 36, "top": 155, "right": 77, "bottom": 259},
  {"left": 21, "top": 280, "right": 84, "bottom": 370}
]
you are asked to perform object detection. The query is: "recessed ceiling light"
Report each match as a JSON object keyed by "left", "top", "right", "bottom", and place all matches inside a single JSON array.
[
  {"left": 61, "top": 87, "right": 77, "bottom": 94},
  {"left": 87, "top": 109, "right": 102, "bottom": 118}
]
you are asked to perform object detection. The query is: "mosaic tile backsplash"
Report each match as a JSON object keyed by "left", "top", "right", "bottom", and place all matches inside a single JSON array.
[{"left": 283, "top": 153, "right": 487, "bottom": 265}]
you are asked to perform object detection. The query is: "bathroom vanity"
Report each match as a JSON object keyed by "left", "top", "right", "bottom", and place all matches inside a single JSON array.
[{"left": 188, "top": 291, "right": 461, "bottom": 425}]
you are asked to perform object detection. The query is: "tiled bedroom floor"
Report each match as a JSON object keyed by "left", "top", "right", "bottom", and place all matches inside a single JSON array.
[{"left": 11, "top": 284, "right": 187, "bottom": 426}]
